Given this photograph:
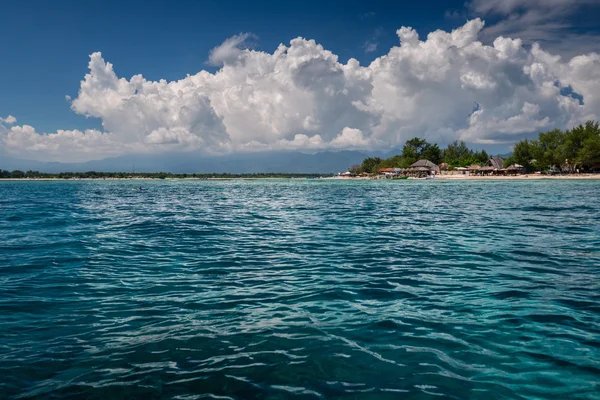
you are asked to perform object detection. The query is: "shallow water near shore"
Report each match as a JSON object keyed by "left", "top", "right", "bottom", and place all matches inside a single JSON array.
[{"left": 1, "top": 179, "right": 599, "bottom": 399}]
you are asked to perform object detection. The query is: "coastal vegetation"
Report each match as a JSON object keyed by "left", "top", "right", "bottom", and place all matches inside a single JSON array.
[
  {"left": 351, "top": 138, "right": 490, "bottom": 174},
  {"left": 503, "top": 121, "right": 600, "bottom": 172},
  {"left": 353, "top": 121, "right": 600, "bottom": 174}
]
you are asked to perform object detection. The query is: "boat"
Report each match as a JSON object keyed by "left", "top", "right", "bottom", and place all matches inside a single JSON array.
[{"left": 392, "top": 176, "right": 409, "bottom": 180}]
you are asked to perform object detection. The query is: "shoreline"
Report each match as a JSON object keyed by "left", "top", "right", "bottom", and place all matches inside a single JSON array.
[{"left": 1, "top": 174, "right": 600, "bottom": 181}]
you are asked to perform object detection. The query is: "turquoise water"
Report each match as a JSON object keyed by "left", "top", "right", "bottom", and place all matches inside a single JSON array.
[{"left": 1, "top": 180, "right": 599, "bottom": 399}]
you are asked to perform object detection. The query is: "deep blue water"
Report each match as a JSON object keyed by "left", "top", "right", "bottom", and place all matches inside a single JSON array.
[{"left": 1, "top": 179, "right": 599, "bottom": 399}]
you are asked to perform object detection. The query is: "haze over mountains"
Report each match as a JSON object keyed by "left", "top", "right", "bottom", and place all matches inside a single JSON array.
[{"left": 0, "top": 150, "right": 388, "bottom": 174}]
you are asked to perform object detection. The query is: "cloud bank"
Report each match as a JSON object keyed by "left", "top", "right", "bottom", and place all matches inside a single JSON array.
[
  {"left": 467, "top": 0, "right": 600, "bottom": 58},
  {"left": 2, "top": 19, "right": 599, "bottom": 162}
]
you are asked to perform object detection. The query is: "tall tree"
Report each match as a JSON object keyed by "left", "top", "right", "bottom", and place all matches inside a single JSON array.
[
  {"left": 422, "top": 144, "right": 442, "bottom": 165},
  {"left": 443, "top": 140, "right": 473, "bottom": 166},
  {"left": 402, "top": 138, "right": 429, "bottom": 162},
  {"left": 579, "top": 135, "right": 600, "bottom": 168},
  {"left": 360, "top": 157, "right": 382, "bottom": 173},
  {"left": 473, "top": 149, "right": 489, "bottom": 164},
  {"left": 512, "top": 139, "right": 534, "bottom": 168},
  {"left": 532, "top": 128, "right": 565, "bottom": 170}
]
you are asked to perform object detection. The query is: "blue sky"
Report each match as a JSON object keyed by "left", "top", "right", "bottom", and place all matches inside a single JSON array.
[
  {"left": 1, "top": 0, "right": 462, "bottom": 132},
  {"left": 1, "top": 0, "right": 599, "bottom": 162}
]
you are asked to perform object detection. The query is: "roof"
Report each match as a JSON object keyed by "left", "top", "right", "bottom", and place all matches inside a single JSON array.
[
  {"left": 467, "top": 164, "right": 481, "bottom": 170},
  {"left": 410, "top": 159, "right": 437, "bottom": 168},
  {"left": 408, "top": 159, "right": 440, "bottom": 173},
  {"left": 506, "top": 163, "right": 524, "bottom": 170},
  {"left": 485, "top": 156, "right": 504, "bottom": 169}
]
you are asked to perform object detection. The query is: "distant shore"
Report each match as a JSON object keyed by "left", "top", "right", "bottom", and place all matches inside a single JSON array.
[
  {"left": 337, "top": 174, "right": 600, "bottom": 180},
  {"left": 2, "top": 174, "right": 600, "bottom": 181},
  {"left": 418, "top": 174, "right": 600, "bottom": 180}
]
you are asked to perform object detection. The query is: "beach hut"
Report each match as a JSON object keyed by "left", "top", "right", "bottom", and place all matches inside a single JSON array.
[
  {"left": 378, "top": 167, "right": 403, "bottom": 178},
  {"left": 483, "top": 156, "right": 505, "bottom": 175},
  {"left": 407, "top": 159, "right": 440, "bottom": 177},
  {"left": 506, "top": 163, "right": 525, "bottom": 175},
  {"left": 467, "top": 164, "right": 481, "bottom": 176}
]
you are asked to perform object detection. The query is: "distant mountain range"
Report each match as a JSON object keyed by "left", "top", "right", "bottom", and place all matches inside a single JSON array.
[
  {"left": 0, "top": 148, "right": 511, "bottom": 174},
  {"left": 0, "top": 150, "right": 396, "bottom": 174}
]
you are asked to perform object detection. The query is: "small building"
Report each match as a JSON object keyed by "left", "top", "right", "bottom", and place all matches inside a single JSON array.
[
  {"left": 407, "top": 159, "right": 440, "bottom": 177},
  {"left": 467, "top": 164, "right": 481, "bottom": 175},
  {"left": 481, "top": 156, "right": 505, "bottom": 175},
  {"left": 505, "top": 163, "right": 526, "bottom": 175},
  {"left": 378, "top": 167, "right": 403, "bottom": 178}
]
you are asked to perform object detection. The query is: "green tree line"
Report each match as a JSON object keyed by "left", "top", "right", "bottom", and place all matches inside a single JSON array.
[
  {"left": 504, "top": 121, "right": 600, "bottom": 172},
  {"left": 352, "top": 138, "right": 489, "bottom": 174},
  {"left": 353, "top": 121, "right": 600, "bottom": 174}
]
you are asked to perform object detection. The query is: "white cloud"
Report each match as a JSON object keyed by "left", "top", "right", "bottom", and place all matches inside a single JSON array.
[
  {"left": 3, "top": 125, "right": 128, "bottom": 162},
  {"left": 208, "top": 33, "right": 256, "bottom": 66},
  {"left": 1, "top": 18, "right": 599, "bottom": 162},
  {"left": 0, "top": 115, "right": 16, "bottom": 125}
]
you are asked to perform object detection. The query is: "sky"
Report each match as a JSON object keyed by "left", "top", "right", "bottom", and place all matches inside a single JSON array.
[{"left": 1, "top": 0, "right": 599, "bottom": 162}]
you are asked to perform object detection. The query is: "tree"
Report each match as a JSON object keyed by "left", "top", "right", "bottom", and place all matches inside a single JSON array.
[
  {"left": 402, "top": 138, "right": 429, "bottom": 160},
  {"left": 348, "top": 164, "right": 361, "bottom": 175},
  {"left": 572, "top": 121, "right": 600, "bottom": 170},
  {"left": 532, "top": 128, "right": 565, "bottom": 171},
  {"left": 473, "top": 149, "right": 489, "bottom": 164},
  {"left": 10, "top": 170, "right": 25, "bottom": 179},
  {"left": 579, "top": 135, "right": 600, "bottom": 168},
  {"left": 443, "top": 140, "right": 473, "bottom": 166},
  {"left": 360, "top": 157, "right": 382, "bottom": 174},
  {"left": 512, "top": 139, "right": 534, "bottom": 168},
  {"left": 378, "top": 154, "right": 408, "bottom": 168},
  {"left": 422, "top": 144, "right": 443, "bottom": 165}
]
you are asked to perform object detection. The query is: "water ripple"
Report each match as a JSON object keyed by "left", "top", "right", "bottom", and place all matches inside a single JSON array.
[{"left": 0, "top": 180, "right": 599, "bottom": 399}]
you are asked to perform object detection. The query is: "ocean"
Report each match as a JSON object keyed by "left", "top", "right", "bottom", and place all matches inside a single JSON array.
[{"left": 1, "top": 179, "right": 599, "bottom": 399}]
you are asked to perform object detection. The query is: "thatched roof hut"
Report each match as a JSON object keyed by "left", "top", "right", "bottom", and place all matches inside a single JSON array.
[
  {"left": 506, "top": 163, "right": 525, "bottom": 173},
  {"left": 408, "top": 159, "right": 440, "bottom": 174}
]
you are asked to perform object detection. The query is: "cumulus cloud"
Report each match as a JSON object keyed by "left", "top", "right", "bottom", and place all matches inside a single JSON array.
[
  {"left": 1, "top": 19, "right": 599, "bottom": 162},
  {"left": 0, "top": 115, "right": 16, "bottom": 125},
  {"left": 3, "top": 125, "right": 129, "bottom": 162}
]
